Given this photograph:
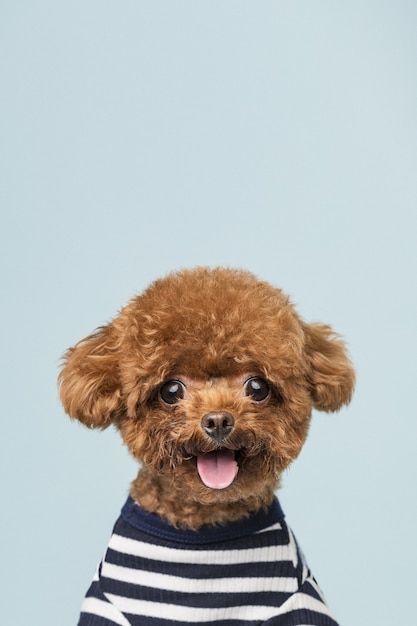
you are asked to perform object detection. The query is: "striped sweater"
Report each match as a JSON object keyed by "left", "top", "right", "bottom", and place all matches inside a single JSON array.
[{"left": 78, "top": 496, "right": 339, "bottom": 625}]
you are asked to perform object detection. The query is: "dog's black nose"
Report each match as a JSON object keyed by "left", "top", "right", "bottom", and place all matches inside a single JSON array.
[{"left": 201, "top": 412, "right": 235, "bottom": 443}]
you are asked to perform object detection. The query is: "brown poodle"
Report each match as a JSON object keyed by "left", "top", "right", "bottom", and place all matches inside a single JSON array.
[{"left": 59, "top": 267, "right": 355, "bottom": 626}]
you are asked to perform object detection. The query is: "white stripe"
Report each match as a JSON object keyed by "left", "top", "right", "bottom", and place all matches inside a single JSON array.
[
  {"left": 287, "top": 527, "right": 300, "bottom": 569},
  {"left": 102, "top": 561, "right": 298, "bottom": 594},
  {"left": 255, "top": 522, "right": 283, "bottom": 534},
  {"left": 80, "top": 597, "right": 131, "bottom": 626},
  {"left": 104, "top": 594, "right": 294, "bottom": 622},
  {"left": 109, "top": 533, "right": 292, "bottom": 565},
  {"left": 105, "top": 590, "right": 335, "bottom": 622},
  {"left": 278, "top": 588, "right": 336, "bottom": 619}
]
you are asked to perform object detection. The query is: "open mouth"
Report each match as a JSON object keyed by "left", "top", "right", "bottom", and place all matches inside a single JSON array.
[{"left": 196, "top": 449, "right": 239, "bottom": 490}]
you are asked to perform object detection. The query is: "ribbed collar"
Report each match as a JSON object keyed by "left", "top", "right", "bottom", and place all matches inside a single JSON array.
[{"left": 121, "top": 496, "right": 285, "bottom": 545}]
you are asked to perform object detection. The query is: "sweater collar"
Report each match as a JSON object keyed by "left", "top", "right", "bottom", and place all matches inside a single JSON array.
[{"left": 121, "top": 496, "right": 285, "bottom": 545}]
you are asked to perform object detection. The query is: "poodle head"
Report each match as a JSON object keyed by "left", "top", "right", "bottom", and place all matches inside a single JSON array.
[{"left": 59, "top": 267, "right": 355, "bottom": 521}]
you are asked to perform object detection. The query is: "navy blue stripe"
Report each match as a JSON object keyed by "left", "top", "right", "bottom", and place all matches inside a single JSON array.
[
  {"left": 301, "top": 578, "right": 328, "bottom": 604},
  {"left": 78, "top": 614, "right": 120, "bottom": 626},
  {"left": 125, "top": 616, "right": 261, "bottom": 626},
  {"left": 104, "top": 547, "right": 297, "bottom": 579},
  {"left": 113, "top": 516, "right": 290, "bottom": 551},
  {"left": 84, "top": 580, "right": 108, "bottom": 601},
  {"left": 266, "top": 609, "right": 339, "bottom": 625}
]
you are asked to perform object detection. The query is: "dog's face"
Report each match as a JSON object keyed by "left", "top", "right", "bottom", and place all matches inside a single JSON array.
[
  {"left": 118, "top": 369, "right": 312, "bottom": 509},
  {"left": 59, "top": 267, "right": 355, "bottom": 526}
]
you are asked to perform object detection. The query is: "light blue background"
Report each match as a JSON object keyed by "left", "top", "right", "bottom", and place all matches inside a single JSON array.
[{"left": 1, "top": 2, "right": 416, "bottom": 624}]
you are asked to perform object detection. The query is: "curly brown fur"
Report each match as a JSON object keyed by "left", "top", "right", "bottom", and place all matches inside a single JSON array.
[{"left": 59, "top": 267, "right": 355, "bottom": 529}]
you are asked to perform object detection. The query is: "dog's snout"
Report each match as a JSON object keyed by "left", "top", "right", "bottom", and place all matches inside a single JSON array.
[{"left": 201, "top": 412, "right": 235, "bottom": 443}]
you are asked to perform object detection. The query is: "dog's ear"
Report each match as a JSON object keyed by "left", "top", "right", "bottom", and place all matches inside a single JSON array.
[
  {"left": 303, "top": 322, "right": 355, "bottom": 412},
  {"left": 58, "top": 323, "right": 122, "bottom": 428}
]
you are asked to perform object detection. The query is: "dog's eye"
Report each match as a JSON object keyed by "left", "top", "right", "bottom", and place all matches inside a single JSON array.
[
  {"left": 159, "top": 380, "right": 185, "bottom": 405},
  {"left": 244, "top": 377, "right": 270, "bottom": 402}
]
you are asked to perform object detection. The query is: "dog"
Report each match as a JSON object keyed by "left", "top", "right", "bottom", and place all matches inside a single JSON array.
[{"left": 59, "top": 267, "right": 355, "bottom": 626}]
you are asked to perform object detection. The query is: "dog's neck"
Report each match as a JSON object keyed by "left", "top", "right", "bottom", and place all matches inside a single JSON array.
[{"left": 130, "top": 468, "right": 277, "bottom": 531}]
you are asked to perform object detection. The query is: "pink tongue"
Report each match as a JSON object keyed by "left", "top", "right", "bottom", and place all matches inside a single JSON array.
[{"left": 197, "top": 450, "right": 238, "bottom": 489}]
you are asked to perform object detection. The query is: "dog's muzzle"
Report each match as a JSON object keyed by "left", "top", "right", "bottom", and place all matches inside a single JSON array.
[{"left": 197, "top": 412, "right": 238, "bottom": 490}]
